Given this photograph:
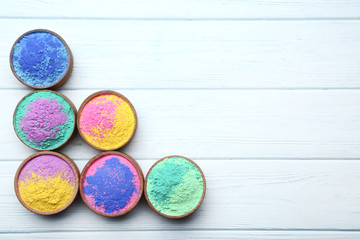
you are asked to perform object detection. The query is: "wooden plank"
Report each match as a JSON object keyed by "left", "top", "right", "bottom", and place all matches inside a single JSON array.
[
  {"left": 1, "top": 19, "right": 360, "bottom": 89},
  {"left": 1, "top": 0, "right": 360, "bottom": 19},
  {"left": 3, "top": 89, "right": 360, "bottom": 160},
  {"left": 3, "top": 231, "right": 360, "bottom": 240},
  {"left": 1, "top": 160, "right": 360, "bottom": 231}
]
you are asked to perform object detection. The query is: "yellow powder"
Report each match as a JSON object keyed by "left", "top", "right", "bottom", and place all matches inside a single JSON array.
[
  {"left": 81, "top": 94, "right": 136, "bottom": 150},
  {"left": 19, "top": 173, "right": 75, "bottom": 212}
]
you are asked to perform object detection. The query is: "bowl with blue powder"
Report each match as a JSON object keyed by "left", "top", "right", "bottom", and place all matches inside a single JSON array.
[
  {"left": 80, "top": 152, "right": 144, "bottom": 217},
  {"left": 13, "top": 90, "right": 76, "bottom": 151},
  {"left": 10, "top": 29, "right": 73, "bottom": 89},
  {"left": 145, "top": 156, "right": 206, "bottom": 219}
]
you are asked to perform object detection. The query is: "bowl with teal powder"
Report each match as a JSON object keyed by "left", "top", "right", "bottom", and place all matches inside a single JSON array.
[
  {"left": 13, "top": 90, "right": 77, "bottom": 151},
  {"left": 145, "top": 155, "right": 206, "bottom": 219},
  {"left": 10, "top": 29, "right": 73, "bottom": 89}
]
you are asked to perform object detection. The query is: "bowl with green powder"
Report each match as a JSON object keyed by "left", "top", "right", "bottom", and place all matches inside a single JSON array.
[
  {"left": 10, "top": 29, "right": 73, "bottom": 89},
  {"left": 13, "top": 90, "right": 77, "bottom": 151},
  {"left": 14, "top": 151, "right": 80, "bottom": 215},
  {"left": 145, "top": 156, "right": 206, "bottom": 219}
]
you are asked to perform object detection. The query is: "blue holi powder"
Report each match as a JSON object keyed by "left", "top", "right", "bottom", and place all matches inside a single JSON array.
[
  {"left": 12, "top": 31, "right": 69, "bottom": 87},
  {"left": 83, "top": 157, "right": 137, "bottom": 214}
]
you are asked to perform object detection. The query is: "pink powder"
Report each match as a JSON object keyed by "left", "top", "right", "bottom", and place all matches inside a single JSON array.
[
  {"left": 84, "top": 154, "right": 139, "bottom": 179},
  {"left": 79, "top": 95, "right": 118, "bottom": 137}
]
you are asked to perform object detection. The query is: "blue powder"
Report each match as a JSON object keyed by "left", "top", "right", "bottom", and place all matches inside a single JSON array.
[
  {"left": 83, "top": 157, "right": 138, "bottom": 214},
  {"left": 12, "top": 31, "right": 69, "bottom": 87}
]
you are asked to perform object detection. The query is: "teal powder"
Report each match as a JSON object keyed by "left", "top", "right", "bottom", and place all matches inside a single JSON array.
[
  {"left": 14, "top": 91, "right": 75, "bottom": 150},
  {"left": 147, "top": 157, "right": 204, "bottom": 216}
]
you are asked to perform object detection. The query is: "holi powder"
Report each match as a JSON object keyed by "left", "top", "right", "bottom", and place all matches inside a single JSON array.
[
  {"left": 146, "top": 156, "right": 205, "bottom": 218},
  {"left": 78, "top": 92, "right": 136, "bottom": 150},
  {"left": 16, "top": 153, "right": 78, "bottom": 213},
  {"left": 81, "top": 153, "right": 143, "bottom": 216},
  {"left": 13, "top": 90, "right": 76, "bottom": 150},
  {"left": 11, "top": 30, "right": 70, "bottom": 88}
]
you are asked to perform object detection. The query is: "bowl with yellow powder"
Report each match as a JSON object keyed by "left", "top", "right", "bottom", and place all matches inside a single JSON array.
[
  {"left": 77, "top": 91, "right": 137, "bottom": 151},
  {"left": 14, "top": 151, "right": 79, "bottom": 215},
  {"left": 80, "top": 151, "right": 143, "bottom": 217},
  {"left": 145, "top": 156, "right": 206, "bottom": 219}
]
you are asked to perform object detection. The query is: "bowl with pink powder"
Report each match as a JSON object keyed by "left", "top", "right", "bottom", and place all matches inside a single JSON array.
[
  {"left": 13, "top": 90, "right": 76, "bottom": 150},
  {"left": 77, "top": 91, "right": 137, "bottom": 151},
  {"left": 80, "top": 151, "right": 144, "bottom": 217}
]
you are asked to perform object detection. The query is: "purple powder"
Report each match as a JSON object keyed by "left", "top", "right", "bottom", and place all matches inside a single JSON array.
[
  {"left": 20, "top": 98, "right": 67, "bottom": 144},
  {"left": 13, "top": 91, "right": 75, "bottom": 150},
  {"left": 19, "top": 154, "right": 75, "bottom": 184}
]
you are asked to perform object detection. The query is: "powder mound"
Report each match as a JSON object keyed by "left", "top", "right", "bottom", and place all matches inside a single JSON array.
[
  {"left": 17, "top": 154, "right": 76, "bottom": 212},
  {"left": 19, "top": 173, "right": 75, "bottom": 211},
  {"left": 14, "top": 91, "right": 75, "bottom": 150},
  {"left": 12, "top": 31, "right": 69, "bottom": 87},
  {"left": 146, "top": 157, "right": 204, "bottom": 217},
  {"left": 79, "top": 93, "right": 136, "bottom": 150},
  {"left": 82, "top": 155, "right": 141, "bottom": 215},
  {"left": 21, "top": 98, "right": 67, "bottom": 145}
]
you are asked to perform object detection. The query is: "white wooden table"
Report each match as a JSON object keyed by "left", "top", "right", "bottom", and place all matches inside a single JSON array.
[{"left": 1, "top": 1, "right": 360, "bottom": 239}]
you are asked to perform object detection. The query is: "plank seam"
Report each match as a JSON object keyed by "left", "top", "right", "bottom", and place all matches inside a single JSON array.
[
  {"left": 2, "top": 228, "right": 360, "bottom": 234},
  {"left": 2, "top": 158, "right": 360, "bottom": 162},
  {"left": 0, "top": 16, "right": 360, "bottom": 21},
  {"left": 4, "top": 88, "right": 360, "bottom": 91}
]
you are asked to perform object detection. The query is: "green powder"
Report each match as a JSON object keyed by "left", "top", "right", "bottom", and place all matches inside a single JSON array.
[
  {"left": 14, "top": 91, "right": 75, "bottom": 150},
  {"left": 146, "top": 157, "right": 204, "bottom": 217}
]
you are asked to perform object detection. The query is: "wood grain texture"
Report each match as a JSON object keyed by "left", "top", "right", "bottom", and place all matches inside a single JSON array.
[
  {"left": 4, "top": 231, "right": 360, "bottom": 240},
  {"left": 3, "top": 89, "right": 360, "bottom": 160},
  {"left": 2, "top": 160, "right": 360, "bottom": 232},
  {"left": 2, "top": 19, "right": 360, "bottom": 90},
  {"left": 1, "top": 0, "right": 360, "bottom": 239},
  {"left": 1, "top": 0, "right": 360, "bottom": 19}
]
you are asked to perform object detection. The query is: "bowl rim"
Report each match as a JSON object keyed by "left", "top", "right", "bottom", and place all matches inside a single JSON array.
[
  {"left": 14, "top": 151, "right": 80, "bottom": 215},
  {"left": 79, "top": 151, "right": 144, "bottom": 217},
  {"left": 76, "top": 90, "right": 138, "bottom": 151},
  {"left": 9, "top": 29, "right": 73, "bottom": 90},
  {"left": 12, "top": 90, "right": 77, "bottom": 151},
  {"left": 144, "top": 155, "right": 206, "bottom": 219}
]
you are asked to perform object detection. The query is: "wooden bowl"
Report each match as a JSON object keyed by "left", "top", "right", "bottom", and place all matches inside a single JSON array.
[
  {"left": 14, "top": 151, "right": 80, "bottom": 215},
  {"left": 77, "top": 90, "right": 138, "bottom": 151},
  {"left": 9, "top": 29, "right": 73, "bottom": 89},
  {"left": 80, "top": 151, "right": 144, "bottom": 217},
  {"left": 144, "top": 155, "right": 206, "bottom": 219},
  {"left": 13, "top": 90, "right": 77, "bottom": 151}
]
